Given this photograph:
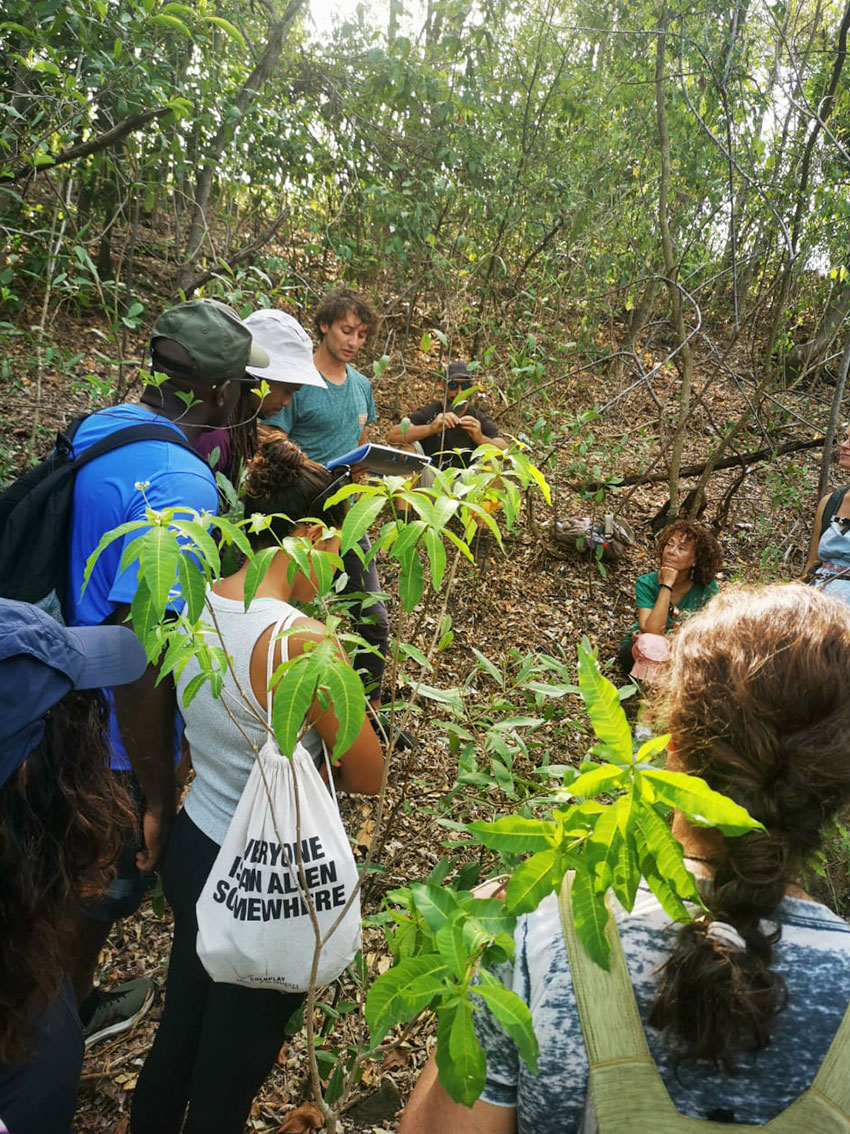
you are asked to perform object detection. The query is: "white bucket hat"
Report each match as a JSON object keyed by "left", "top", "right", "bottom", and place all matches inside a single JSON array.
[{"left": 244, "top": 309, "right": 326, "bottom": 388}]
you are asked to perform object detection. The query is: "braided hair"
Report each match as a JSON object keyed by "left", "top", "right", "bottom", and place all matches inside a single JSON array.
[
  {"left": 241, "top": 436, "right": 346, "bottom": 547},
  {"left": 649, "top": 584, "right": 850, "bottom": 1070}
]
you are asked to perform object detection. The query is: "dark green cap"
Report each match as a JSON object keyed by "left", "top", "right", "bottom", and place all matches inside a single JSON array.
[{"left": 150, "top": 298, "right": 269, "bottom": 383}]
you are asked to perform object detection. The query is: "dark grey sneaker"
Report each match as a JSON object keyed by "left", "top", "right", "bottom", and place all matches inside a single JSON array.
[{"left": 80, "top": 977, "right": 155, "bottom": 1048}]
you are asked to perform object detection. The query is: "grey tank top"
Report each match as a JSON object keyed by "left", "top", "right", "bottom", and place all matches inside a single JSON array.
[{"left": 177, "top": 590, "right": 305, "bottom": 845}]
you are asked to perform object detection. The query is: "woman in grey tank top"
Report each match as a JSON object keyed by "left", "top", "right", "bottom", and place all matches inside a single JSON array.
[{"left": 132, "top": 437, "right": 383, "bottom": 1134}]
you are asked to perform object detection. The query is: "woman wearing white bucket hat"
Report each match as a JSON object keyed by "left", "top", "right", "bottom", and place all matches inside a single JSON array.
[{"left": 195, "top": 309, "right": 326, "bottom": 476}]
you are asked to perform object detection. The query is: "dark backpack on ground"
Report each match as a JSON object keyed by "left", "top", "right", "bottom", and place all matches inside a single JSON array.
[{"left": 0, "top": 415, "right": 201, "bottom": 622}]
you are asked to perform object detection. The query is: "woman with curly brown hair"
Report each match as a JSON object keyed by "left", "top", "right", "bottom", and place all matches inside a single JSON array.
[
  {"left": 402, "top": 584, "right": 850, "bottom": 1133},
  {"left": 0, "top": 599, "right": 143, "bottom": 1133},
  {"left": 131, "top": 436, "right": 383, "bottom": 1134},
  {"left": 618, "top": 521, "right": 722, "bottom": 681}
]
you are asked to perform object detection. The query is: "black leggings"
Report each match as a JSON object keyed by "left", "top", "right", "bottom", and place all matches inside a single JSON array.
[{"left": 131, "top": 811, "right": 303, "bottom": 1134}]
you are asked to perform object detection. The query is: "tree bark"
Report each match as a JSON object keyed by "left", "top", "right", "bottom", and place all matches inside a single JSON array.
[
  {"left": 655, "top": 6, "right": 694, "bottom": 518},
  {"left": 5, "top": 106, "right": 172, "bottom": 182},
  {"left": 176, "top": 0, "right": 307, "bottom": 293}
]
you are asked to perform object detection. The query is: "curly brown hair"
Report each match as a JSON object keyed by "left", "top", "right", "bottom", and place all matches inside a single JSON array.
[
  {"left": 657, "top": 521, "right": 722, "bottom": 586},
  {"left": 0, "top": 690, "right": 135, "bottom": 1062},
  {"left": 241, "top": 436, "right": 346, "bottom": 547},
  {"left": 648, "top": 584, "right": 850, "bottom": 1070},
  {"left": 313, "top": 288, "right": 377, "bottom": 342}
]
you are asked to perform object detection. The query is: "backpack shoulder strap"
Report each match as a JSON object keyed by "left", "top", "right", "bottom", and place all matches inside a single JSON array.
[
  {"left": 803, "top": 998, "right": 850, "bottom": 1115},
  {"left": 70, "top": 420, "right": 203, "bottom": 471},
  {"left": 820, "top": 487, "right": 849, "bottom": 539},
  {"left": 560, "top": 875, "right": 850, "bottom": 1133},
  {"left": 558, "top": 873, "right": 655, "bottom": 1066}
]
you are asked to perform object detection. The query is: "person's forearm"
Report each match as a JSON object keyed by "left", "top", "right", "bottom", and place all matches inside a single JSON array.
[
  {"left": 641, "top": 589, "right": 672, "bottom": 636},
  {"left": 388, "top": 420, "right": 437, "bottom": 445},
  {"left": 111, "top": 663, "right": 176, "bottom": 817}
]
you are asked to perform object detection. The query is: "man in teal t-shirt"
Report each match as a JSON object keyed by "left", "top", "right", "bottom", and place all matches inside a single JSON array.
[
  {"left": 264, "top": 289, "right": 387, "bottom": 706},
  {"left": 265, "top": 363, "right": 375, "bottom": 466}
]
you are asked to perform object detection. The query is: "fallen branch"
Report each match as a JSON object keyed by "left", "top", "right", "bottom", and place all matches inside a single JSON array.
[{"left": 579, "top": 436, "right": 825, "bottom": 492}]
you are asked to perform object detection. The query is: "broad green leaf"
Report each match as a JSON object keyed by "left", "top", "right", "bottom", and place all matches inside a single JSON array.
[
  {"left": 611, "top": 825, "right": 641, "bottom": 912},
  {"left": 137, "top": 526, "right": 181, "bottom": 613},
  {"left": 203, "top": 14, "right": 245, "bottom": 44},
  {"left": 642, "top": 769, "right": 764, "bottom": 835},
  {"left": 410, "top": 883, "right": 461, "bottom": 933},
  {"left": 157, "top": 629, "right": 199, "bottom": 682},
  {"left": 435, "top": 1000, "right": 487, "bottom": 1107},
  {"left": 577, "top": 639, "right": 633, "bottom": 762},
  {"left": 435, "top": 920, "right": 469, "bottom": 978},
  {"left": 82, "top": 519, "right": 147, "bottom": 591},
  {"left": 431, "top": 494, "right": 459, "bottom": 531},
  {"left": 270, "top": 655, "right": 320, "bottom": 755},
  {"left": 366, "top": 954, "right": 450, "bottom": 1043},
  {"left": 468, "top": 815, "right": 555, "bottom": 854},
  {"left": 505, "top": 848, "right": 557, "bottom": 914},
  {"left": 635, "top": 732, "right": 672, "bottom": 762},
  {"left": 391, "top": 519, "right": 426, "bottom": 559},
  {"left": 398, "top": 547, "right": 424, "bottom": 611},
  {"left": 452, "top": 899, "right": 514, "bottom": 940},
  {"left": 340, "top": 494, "right": 386, "bottom": 554},
  {"left": 475, "top": 969, "right": 539, "bottom": 1071},
  {"left": 169, "top": 519, "right": 221, "bottom": 577},
  {"left": 148, "top": 12, "right": 192, "bottom": 36},
  {"left": 320, "top": 659, "right": 364, "bottom": 759},
  {"left": 642, "top": 857, "right": 693, "bottom": 924},
  {"left": 398, "top": 641, "right": 431, "bottom": 670},
  {"left": 176, "top": 553, "right": 206, "bottom": 624},
  {"left": 129, "top": 578, "right": 159, "bottom": 659},
  {"left": 243, "top": 547, "right": 279, "bottom": 610},
  {"left": 471, "top": 647, "right": 503, "bottom": 686},
  {"left": 585, "top": 798, "right": 625, "bottom": 891},
  {"left": 567, "top": 763, "right": 628, "bottom": 798},
  {"left": 181, "top": 669, "right": 209, "bottom": 708},
  {"left": 570, "top": 869, "right": 610, "bottom": 969},
  {"left": 634, "top": 803, "right": 702, "bottom": 904},
  {"left": 423, "top": 527, "right": 446, "bottom": 589}
]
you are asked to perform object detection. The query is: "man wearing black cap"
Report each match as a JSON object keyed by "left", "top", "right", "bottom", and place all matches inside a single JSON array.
[
  {"left": 65, "top": 298, "right": 269, "bottom": 1046},
  {"left": 387, "top": 360, "right": 507, "bottom": 471}
]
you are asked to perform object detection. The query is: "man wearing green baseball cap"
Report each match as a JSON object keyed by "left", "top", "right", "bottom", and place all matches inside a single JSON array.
[{"left": 64, "top": 298, "right": 268, "bottom": 1048}]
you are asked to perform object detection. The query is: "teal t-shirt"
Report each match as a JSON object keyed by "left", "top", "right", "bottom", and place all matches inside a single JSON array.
[
  {"left": 622, "top": 571, "right": 718, "bottom": 647},
  {"left": 265, "top": 364, "right": 376, "bottom": 466}
]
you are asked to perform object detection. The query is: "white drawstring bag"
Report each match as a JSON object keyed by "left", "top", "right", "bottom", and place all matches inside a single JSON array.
[{"left": 195, "top": 611, "right": 362, "bottom": 992}]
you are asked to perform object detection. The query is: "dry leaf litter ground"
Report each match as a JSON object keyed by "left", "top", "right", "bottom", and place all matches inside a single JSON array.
[{"left": 0, "top": 318, "right": 835, "bottom": 1132}]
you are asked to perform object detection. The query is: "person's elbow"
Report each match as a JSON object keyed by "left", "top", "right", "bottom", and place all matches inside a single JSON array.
[{"left": 338, "top": 725, "right": 384, "bottom": 795}]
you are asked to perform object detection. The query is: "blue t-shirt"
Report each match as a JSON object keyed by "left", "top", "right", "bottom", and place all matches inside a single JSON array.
[
  {"left": 265, "top": 365, "right": 376, "bottom": 466},
  {"left": 475, "top": 887, "right": 850, "bottom": 1131},
  {"left": 67, "top": 404, "right": 218, "bottom": 769}
]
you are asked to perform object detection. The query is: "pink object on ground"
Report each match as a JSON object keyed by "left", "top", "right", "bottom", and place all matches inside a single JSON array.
[{"left": 630, "top": 632, "right": 671, "bottom": 682}]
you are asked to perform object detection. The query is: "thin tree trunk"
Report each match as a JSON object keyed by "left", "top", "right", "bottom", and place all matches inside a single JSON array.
[
  {"left": 655, "top": 6, "right": 693, "bottom": 519},
  {"left": 176, "top": 0, "right": 307, "bottom": 292}
]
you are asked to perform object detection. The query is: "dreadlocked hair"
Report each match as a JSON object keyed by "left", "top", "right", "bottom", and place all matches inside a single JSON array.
[
  {"left": 0, "top": 690, "right": 136, "bottom": 1062},
  {"left": 227, "top": 383, "right": 260, "bottom": 479},
  {"left": 648, "top": 584, "right": 850, "bottom": 1071}
]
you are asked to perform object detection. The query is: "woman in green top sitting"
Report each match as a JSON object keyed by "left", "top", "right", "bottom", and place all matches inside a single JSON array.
[{"left": 618, "top": 521, "right": 722, "bottom": 680}]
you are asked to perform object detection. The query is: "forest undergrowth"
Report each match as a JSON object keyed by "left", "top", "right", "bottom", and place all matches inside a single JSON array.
[{"left": 0, "top": 291, "right": 843, "bottom": 1134}]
